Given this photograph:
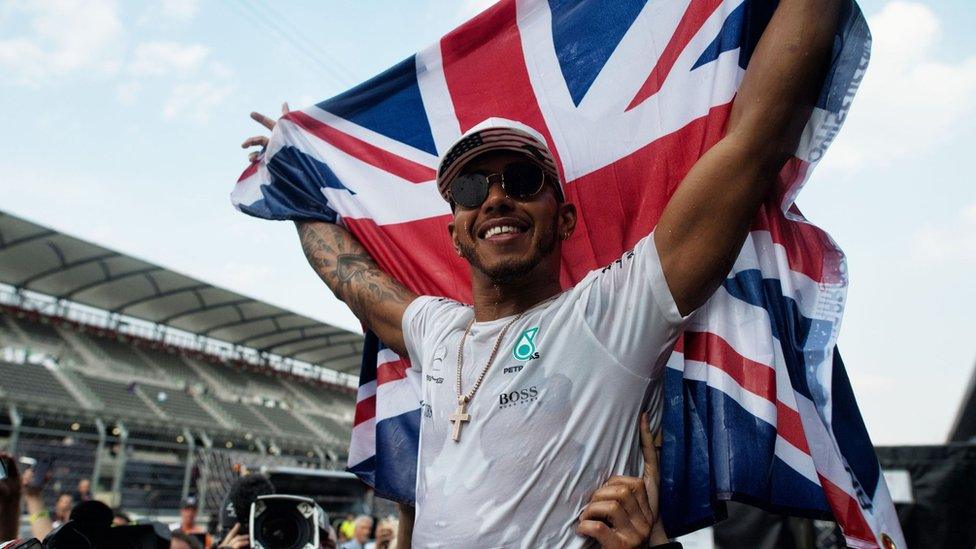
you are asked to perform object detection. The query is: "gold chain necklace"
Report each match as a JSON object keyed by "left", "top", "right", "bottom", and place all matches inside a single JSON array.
[{"left": 449, "top": 311, "right": 525, "bottom": 442}]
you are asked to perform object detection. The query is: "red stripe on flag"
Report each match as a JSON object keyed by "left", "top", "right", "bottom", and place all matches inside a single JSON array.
[
  {"left": 818, "top": 474, "right": 879, "bottom": 546},
  {"left": 627, "top": 0, "right": 725, "bottom": 110},
  {"left": 285, "top": 111, "right": 436, "bottom": 183},
  {"left": 440, "top": 0, "right": 561, "bottom": 170},
  {"left": 377, "top": 357, "right": 411, "bottom": 386},
  {"left": 342, "top": 215, "right": 473, "bottom": 300},
  {"left": 776, "top": 400, "right": 811, "bottom": 455},
  {"left": 561, "top": 103, "right": 732, "bottom": 284},
  {"left": 562, "top": 103, "right": 828, "bottom": 284},
  {"left": 237, "top": 160, "right": 259, "bottom": 183},
  {"left": 684, "top": 331, "right": 811, "bottom": 455},
  {"left": 684, "top": 331, "right": 775, "bottom": 402},
  {"left": 354, "top": 394, "right": 376, "bottom": 428}
]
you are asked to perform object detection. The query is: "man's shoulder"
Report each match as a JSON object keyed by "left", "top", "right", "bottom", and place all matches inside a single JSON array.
[{"left": 409, "top": 296, "right": 470, "bottom": 323}]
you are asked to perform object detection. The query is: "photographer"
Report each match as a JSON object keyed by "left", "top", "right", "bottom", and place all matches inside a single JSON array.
[
  {"left": 171, "top": 530, "right": 204, "bottom": 549},
  {"left": 0, "top": 453, "right": 54, "bottom": 541},
  {"left": 0, "top": 454, "right": 21, "bottom": 541},
  {"left": 216, "top": 474, "right": 337, "bottom": 549}
]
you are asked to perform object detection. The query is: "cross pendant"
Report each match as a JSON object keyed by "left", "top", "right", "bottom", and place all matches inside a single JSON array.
[{"left": 449, "top": 399, "right": 471, "bottom": 442}]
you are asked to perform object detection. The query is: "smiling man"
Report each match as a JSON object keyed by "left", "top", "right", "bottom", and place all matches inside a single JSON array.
[{"left": 244, "top": 0, "right": 840, "bottom": 545}]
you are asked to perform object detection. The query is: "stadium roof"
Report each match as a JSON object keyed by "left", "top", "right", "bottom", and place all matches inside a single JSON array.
[
  {"left": 0, "top": 210, "right": 363, "bottom": 373},
  {"left": 949, "top": 359, "right": 976, "bottom": 443}
]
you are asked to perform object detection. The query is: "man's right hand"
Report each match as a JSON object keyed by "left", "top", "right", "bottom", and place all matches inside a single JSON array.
[
  {"left": 242, "top": 107, "right": 417, "bottom": 357},
  {"left": 241, "top": 103, "right": 289, "bottom": 162},
  {"left": 218, "top": 523, "right": 251, "bottom": 549}
]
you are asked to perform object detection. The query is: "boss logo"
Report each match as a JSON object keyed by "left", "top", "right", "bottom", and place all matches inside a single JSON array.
[{"left": 498, "top": 386, "right": 539, "bottom": 408}]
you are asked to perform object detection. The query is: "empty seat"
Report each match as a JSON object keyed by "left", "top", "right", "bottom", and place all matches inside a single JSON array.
[
  {"left": 140, "top": 348, "right": 199, "bottom": 381},
  {"left": 120, "top": 460, "right": 185, "bottom": 512},
  {"left": 141, "top": 384, "right": 216, "bottom": 426},
  {"left": 307, "top": 413, "right": 352, "bottom": 441},
  {"left": 78, "top": 375, "right": 160, "bottom": 420},
  {"left": 256, "top": 406, "right": 314, "bottom": 437},
  {"left": 7, "top": 316, "right": 65, "bottom": 348},
  {"left": 71, "top": 332, "right": 159, "bottom": 377},
  {"left": 0, "top": 361, "right": 78, "bottom": 406},
  {"left": 0, "top": 316, "right": 22, "bottom": 344},
  {"left": 210, "top": 399, "right": 272, "bottom": 433}
]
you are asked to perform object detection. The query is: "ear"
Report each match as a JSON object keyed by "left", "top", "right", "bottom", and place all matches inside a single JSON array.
[
  {"left": 557, "top": 202, "right": 577, "bottom": 240},
  {"left": 447, "top": 220, "right": 462, "bottom": 255}
]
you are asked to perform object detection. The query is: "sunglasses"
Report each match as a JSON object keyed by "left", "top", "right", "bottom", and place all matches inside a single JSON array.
[{"left": 449, "top": 160, "right": 548, "bottom": 209}]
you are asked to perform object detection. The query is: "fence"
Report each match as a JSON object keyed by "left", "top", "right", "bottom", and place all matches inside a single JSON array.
[{"left": 0, "top": 406, "right": 335, "bottom": 517}]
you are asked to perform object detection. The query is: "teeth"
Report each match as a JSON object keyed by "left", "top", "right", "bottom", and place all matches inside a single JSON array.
[{"left": 483, "top": 225, "right": 521, "bottom": 239}]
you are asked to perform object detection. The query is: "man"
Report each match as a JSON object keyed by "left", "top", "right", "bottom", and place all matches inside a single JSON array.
[
  {"left": 340, "top": 515, "right": 373, "bottom": 549},
  {"left": 52, "top": 492, "right": 73, "bottom": 528},
  {"left": 73, "top": 478, "right": 91, "bottom": 503},
  {"left": 171, "top": 496, "right": 211, "bottom": 547},
  {"left": 171, "top": 530, "right": 204, "bottom": 549},
  {"left": 244, "top": 0, "right": 838, "bottom": 545},
  {"left": 224, "top": 474, "right": 275, "bottom": 534}
]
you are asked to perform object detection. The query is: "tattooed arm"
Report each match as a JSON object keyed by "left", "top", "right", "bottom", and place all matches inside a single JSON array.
[
  {"left": 242, "top": 108, "right": 416, "bottom": 355},
  {"left": 296, "top": 220, "right": 417, "bottom": 357}
]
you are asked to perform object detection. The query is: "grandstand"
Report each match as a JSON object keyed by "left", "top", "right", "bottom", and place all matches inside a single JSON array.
[{"left": 0, "top": 210, "right": 362, "bottom": 515}]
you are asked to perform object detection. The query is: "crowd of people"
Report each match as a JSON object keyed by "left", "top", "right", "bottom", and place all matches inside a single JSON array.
[{"left": 0, "top": 448, "right": 410, "bottom": 549}]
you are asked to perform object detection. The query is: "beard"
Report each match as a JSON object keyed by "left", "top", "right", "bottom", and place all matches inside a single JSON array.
[{"left": 459, "top": 212, "right": 560, "bottom": 285}]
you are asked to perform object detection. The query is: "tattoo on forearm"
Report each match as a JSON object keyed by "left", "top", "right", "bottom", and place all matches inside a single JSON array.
[{"left": 296, "top": 222, "right": 413, "bottom": 327}]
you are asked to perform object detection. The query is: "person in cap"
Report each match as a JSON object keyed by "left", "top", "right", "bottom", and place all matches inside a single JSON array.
[
  {"left": 171, "top": 496, "right": 211, "bottom": 547},
  {"left": 243, "top": 1, "right": 839, "bottom": 545}
]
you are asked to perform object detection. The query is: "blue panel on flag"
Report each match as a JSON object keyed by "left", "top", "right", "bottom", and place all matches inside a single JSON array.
[
  {"left": 705, "top": 385, "right": 777, "bottom": 497},
  {"left": 818, "top": 1, "right": 871, "bottom": 112},
  {"left": 661, "top": 368, "right": 719, "bottom": 535},
  {"left": 549, "top": 0, "right": 649, "bottom": 106},
  {"left": 347, "top": 455, "right": 376, "bottom": 488},
  {"left": 768, "top": 457, "right": 832, "bottom": 513},
  {"left": 375, "top": 409, "right": 421, "bottom": 503},
  {"left": 722, "top": 270, "right": 815, "bottom": 402},
  {"left": 357, "top": 332, "right": 381, "bottom": 386},
  {"left": 830, "top": 350, "right": 881, "bottom": 505},
  {"left": 318, "top": 56, "right": 438, "bottom": 156},
  {"left": 242, "top": 145, "right": 349, "bottom": 222},
  {"left": 693, "top": 1, "right": 746, "bottom": 70},
  {"left": 693, "top": 1, "right": 777, "bottom": 71}
]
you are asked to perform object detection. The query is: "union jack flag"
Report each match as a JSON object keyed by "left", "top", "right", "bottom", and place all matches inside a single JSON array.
[{"left": 233, "top": 0, "right": 904, "bottom": 546}]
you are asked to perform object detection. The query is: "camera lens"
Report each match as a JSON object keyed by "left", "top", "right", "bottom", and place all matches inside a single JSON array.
[{"left": 259, "top": 514, "right": 302, "bottom": 548}]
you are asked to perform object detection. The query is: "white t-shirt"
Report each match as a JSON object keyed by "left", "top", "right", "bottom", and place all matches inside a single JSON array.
[{"left": 402, "top": 233, "right": 687, "bottom": 548}]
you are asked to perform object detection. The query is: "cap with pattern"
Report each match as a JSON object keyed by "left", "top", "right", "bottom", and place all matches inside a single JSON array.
[{"left": 436, "top": 118, "right": 559, "bottom": 203}]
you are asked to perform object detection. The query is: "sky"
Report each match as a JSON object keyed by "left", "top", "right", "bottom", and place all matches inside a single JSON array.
[{"left": 0, "top": 0, "right": 973, "bottom": 446}]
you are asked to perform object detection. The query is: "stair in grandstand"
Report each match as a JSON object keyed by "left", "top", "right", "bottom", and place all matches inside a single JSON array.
[
  {"left": 48, "top": 363, "right": 103, "bottom": 410},
  {"left": 191, "top": 393, "right": 235, "bottom": 429},
  {"left": 132, "top": 384, "right": 169, "bottom": 419},
  {"left": 280, "top": 378, "right": 328, "bottom": 414},
  {"left": 132, "top": 346, "right": 196, "bottom": 381},
  {"left": 207, "top": 397, "right": 279, "bottom": 436},
  {"left": 306, "top": 412, "right": 353, "bottom": 443},
  {"left": 0, "top": 314, "right": 86, "bottom": 368},
  {"left": 77, "top": 374, "right": 165, "bottom": 422},
  {"left": 181, "top": 356, "right": 230, "bottom": 396},
  {"left": 139, "top": 382, "right": 229, "bottom": 427},
  {"left": 0, "top": 315, "right": 23, "bottom": 346},
  {"left": 61, "top": 329, "right": 162, "bottom": 380},
  {"left": 252, "top": 404, "right": 318, "bottom": 439},
  {"left": 0, "top": 360, "right": 83, "bottom": 409}
]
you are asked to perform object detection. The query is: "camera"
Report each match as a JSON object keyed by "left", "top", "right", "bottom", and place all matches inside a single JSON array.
[
  {"left": 4, "top": 501, "right": 171, "bottom": 549},
  {"left": 249, "top": 495, "right": 328, "bottom": 549}
]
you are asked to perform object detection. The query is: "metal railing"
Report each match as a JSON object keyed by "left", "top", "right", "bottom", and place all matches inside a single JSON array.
[{"left": 0, "top": 405, "right": 337, "bottom": 515}]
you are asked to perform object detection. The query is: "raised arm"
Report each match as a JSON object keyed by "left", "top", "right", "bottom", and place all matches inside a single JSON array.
[
  {"left": 295, "top": 220, "right": 416, "bottom": 357},
  {"left": 654, "top": 0, "right": 841, "bottom": 315},
  {"left": 242, "top": 106, "right": 416, "bottom": 356}
]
